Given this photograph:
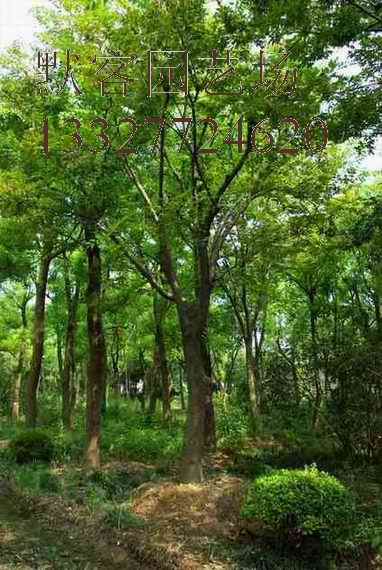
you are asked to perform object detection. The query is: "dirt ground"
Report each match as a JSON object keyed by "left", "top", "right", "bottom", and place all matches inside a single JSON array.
[
  {"left": 0, "top": 479, "right": 142, "bottom": 570},
  {"left": 0, "top": 462, "right": 249, "bottom": 570}
]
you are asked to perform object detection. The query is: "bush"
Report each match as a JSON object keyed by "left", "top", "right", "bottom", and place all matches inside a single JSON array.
[
  {"left": 53, "top": 431, "right": 85, "bottom": 462},
  {"left": 9, "top": 429, "right": 55, "bottom": 464},
  {"left": 103, "top": 422, "right": 182, "bottom": 461},
  {"left": 38, "top": 470, "right": 62, "bottom": 493},
  {"left": 241, "top": 465, "right": 356, "bottom": 551},
  {"left": 84, "top": 467, "right": 155, "bottom": 500},
  {"left": 215, "top": 397, "right": 250, "bottom": 449}
]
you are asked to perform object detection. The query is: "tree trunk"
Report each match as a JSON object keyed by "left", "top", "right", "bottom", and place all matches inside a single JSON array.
[
  {"left": 85, "top": 227, "right": 106, "bottom": 469},
  {"left": 26, "top": 254, "right": 51, "bottom": 428},
  {"left": 62, "top": 273, "right": 80, "bottom": 430},
  {"left": 309, "top": 293, "right": 321, "bottom": 430},
  {"left": 79, "top": 359, "right": 86, "bottom": 400},
  {"left": 70, "top": 365, "right": 77, "bottom": 418},
  {"left": 178, "top": 304, "right": 209, "bottom": 483},
  {"left": 146, "top": 362, "right": 159, "bottom": 417},
  {"left": 56, "top": 331, "right": 64, "bottom": 388},
  {"left": 12, "top": 299, "right": 28, "bottom": 422},
  {"left": 12, "top": 350, "right": 24, "bottom": 421},
  {"left": 245, "top": 335, "right": 258, "bottom": 429}
]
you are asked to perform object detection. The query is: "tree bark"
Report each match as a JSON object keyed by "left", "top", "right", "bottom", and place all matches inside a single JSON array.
[
  {"left": 26, "top": 254, "right": 51, "bottom": 428},
  {"left": 178, "top": 304, "right": 209, "bottom": 483},
  {"left": 85, "top": 227, "right": 106, "bottom": 469}
]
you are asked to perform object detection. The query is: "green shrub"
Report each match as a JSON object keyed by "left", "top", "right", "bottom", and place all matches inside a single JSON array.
[
  {"left": 38, "top": 470, "right": 62, "bottom": 493},
  {"left": 84, "top": 467, "right": 157, "bottom": 500},
  {"left": 241, "top": 465, "right": 356, "bottom": 550},
  {"left": 352, "top": 505, "right": 382, "bottom": 554},
  {"left": 12, "top": 465, "right": 42, "bottom": 494},
  {"left": 228, "top": 449, "right": 275, "bottom": 478},
  {"left": 9, "top": 429, "right": 55, "bottom": 464},
  {"left": 52, "top": 431, "right": 85, "bottom": 462},
  {"left": 84, "top": 483, "right": 108, "bottom": 510},
  {"left": 104, "top": 423, "right": 182, "bottom": 461},
  {"left": 8, "top": 464, "right": 61, "bottom": 495},
  {"left": 215, "top": 397, "right": 250, "bottom": 449}
]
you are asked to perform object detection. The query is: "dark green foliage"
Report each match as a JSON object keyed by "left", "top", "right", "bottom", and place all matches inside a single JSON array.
[
  {"left": 37, "top": 470, "right": 62, "bottom": 493},
  {"left": 101, "top": 405, "right": 183, "bottom": 461},
  {"left": 53, "top": 431, "right": 85, "bottom": 462},
  {"left": 241, "top": 466, "right": 356, "bottom": 550},
  {"left": 9, "top": 429, "right": 55, "bottom": 464},
  {"left": 83, "top": 466, "right": 157, "bottom": 500},
  {"left": 327, "top": 345, "right": 382, "bottom": 461}
]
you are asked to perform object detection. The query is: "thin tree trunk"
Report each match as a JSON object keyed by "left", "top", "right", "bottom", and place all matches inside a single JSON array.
[
  {"left": 70, "top": 365, "right": 77, "bottom": 419},
  {"left": 309, "top": 294, "right": 321, "bottom": 430},
  {"left": 245, "top": 335, "right": 258, "bottom": 428},
  {"left": 178, "top": 362, "right": 186, "bottom": 410},
  {"left": 12, "top": 351, "right": 24, "bottom": 421},
  {"left": 146, "top": 359, "right": 159, "bottom": 417},
  {"left": 372, "top": 290, "right": 382, "bottom": 340},
  {"left": 153, "top": 294, "right": 172, "bottom": 423},
  {"left": 80, "top": 359, "right": 87, "bottom": 400},
  {"left": 12, "top": 299, "right": 28, "bottom": 421},
  {"left": 56, "top": 331, "right": 64, "bottom": 388},
  {"left": 26, "top": 254, "right": 51, "bottom": 428},
  {"left": 62, "top": 271, "right": 80, "bottom": 430},
  {"left": 85, "top": 226, "right": 106, "bottom": 469}
]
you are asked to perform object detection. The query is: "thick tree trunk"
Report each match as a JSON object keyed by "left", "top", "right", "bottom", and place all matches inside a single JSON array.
[
  {"left": 244, "top": 336, "right": 259, "bottom": 428},
  {"left": 85, "top": 227, "right": 106, "bottom": 469},
  {"left": 62, "top": 276, "right": 80, "bottom": 430},
  {"left": 153, "top": 294, "right": 171, "bottom": 423},
  {"left": 26, "top": 254, "right": 51, "bottom": 428},
  {"left": 178, "top": 304, "right": 209, "bottom": 483}
]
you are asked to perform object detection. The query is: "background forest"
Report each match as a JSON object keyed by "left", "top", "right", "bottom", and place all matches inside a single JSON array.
[{"left": 0, "top": 0, "right": 381, "bottom": 568}]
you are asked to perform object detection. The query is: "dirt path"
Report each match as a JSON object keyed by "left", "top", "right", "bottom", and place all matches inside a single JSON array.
[{"left": 0, "top": 482, "right": 141, "bottom": 570}]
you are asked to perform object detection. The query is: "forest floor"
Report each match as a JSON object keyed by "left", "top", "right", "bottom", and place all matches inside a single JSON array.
[
  {"left": 1, "top": 405, "right": 381, "bottom": 570},
  {"left": 0, "top": 459, "right": 284, "bottom": 570},
  {"left": 2, "top": 452, "right": 379, "bottom": 570},
  {"left": 0, "top": 478, "right": 142, "bottom": 570}
]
